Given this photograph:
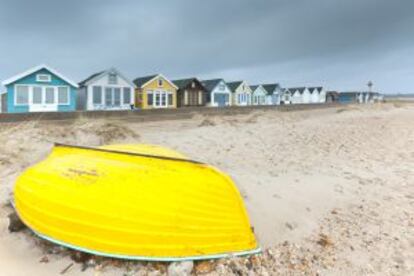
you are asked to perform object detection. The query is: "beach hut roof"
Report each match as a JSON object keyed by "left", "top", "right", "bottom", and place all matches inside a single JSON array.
[
  {"left": 288, "top": 87, "right": 306, "bottom": 94},
  {"left": 78, "top": 68, "right": 135, "bottom": 88},
  {"left": 1, "top": 64, "right": 78, "bottom": 88},
  {"left": 133, "top": 74, "right": 159, "bottom": 87},
  {"left": 201, "top": 79, "right": 224, "bottom": 92},
  {"left": 262, "top": 84, "right": 280, "bottom": 95},
  {"left": 133, "top": 74, "right": 178, "bottom": 89},
  {"left": 172, "top": 78, "right": 205, "bottom": 90},
  {"left": 226, "top": 81, "right": 244, "bottom": 93}
]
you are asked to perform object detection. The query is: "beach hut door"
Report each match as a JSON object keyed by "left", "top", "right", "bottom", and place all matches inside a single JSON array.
[{"left": 30, "top": 86, "right": 58, "bottom": 112}]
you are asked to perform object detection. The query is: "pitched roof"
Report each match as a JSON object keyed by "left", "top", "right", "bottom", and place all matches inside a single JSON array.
[
  {"left": 78, "top": 71, "right": 105, "bottom": 87},
  {"left": 133, "top": 74, "right": 178, "bottom": 89},
  {"left": 201, "top": 79, "right": 223, "bottom": 92},
  {"left": 250, "top": 85, "right": 259, "bottom": 91},
  {"left": 307, "top": 86, "right": 323, "bottom": 93},
  {"left": 226, "top": 81, "right": 243, "bottom": 93},
  {"left": 1, "top": 64, "right": 79, "bottom": 88},
  {"left": 133, "top": 74, "right": 158, "bottom": 87},
  {"left": 288, "top": 87, "right": 306, "bottom": 94},
  {"left": 79, "top": 68, "right": 135, "bottom": 88},
  {"left": 172, "top": 78, "right": 194, "bottom": 89},
  {"left": 262, "top": 83, "right": 280, "bottom": 95}
]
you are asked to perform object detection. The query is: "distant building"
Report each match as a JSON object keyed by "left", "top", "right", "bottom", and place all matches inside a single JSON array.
[
  {"left": 338, "top": 91, "right": 383, "bottom": 104},
  {"left": 262, "top": 84, "right": 283, "bottom": 105},
  {"left": 289, "top": 87, "right": 306, "bottom": 104},
  {"left": 307, "top": 87, "right": 326, "bottom": 103},
  {"left": 280, "top": 89, "right": 292, "bottom": 104},
  {"left": 326, "top": 91, "right": 339, "bottom": 103},
  {"left": 250, "top": 85, "right": 267, "bottom": 105},
  {"left": 289, "top": 87, "right": 326, "bottom": 104}
]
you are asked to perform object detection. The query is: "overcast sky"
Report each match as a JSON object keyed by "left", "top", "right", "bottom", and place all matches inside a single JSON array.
[{"left": 1, "top": 0, "right": 413, "bottom": 93}]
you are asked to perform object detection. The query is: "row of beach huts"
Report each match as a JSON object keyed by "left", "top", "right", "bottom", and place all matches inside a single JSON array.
[{"left": 0, "top": 64, "right": 382, "bottom": 113}]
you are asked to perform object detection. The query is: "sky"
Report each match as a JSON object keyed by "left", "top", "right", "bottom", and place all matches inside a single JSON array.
[{"left": 0, "top": 0, "right": 413, "bottom": 93}]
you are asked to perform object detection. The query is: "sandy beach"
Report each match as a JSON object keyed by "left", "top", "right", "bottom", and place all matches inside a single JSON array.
[{"left": 0, "top": 103, "right": 413, "bottom": 275}]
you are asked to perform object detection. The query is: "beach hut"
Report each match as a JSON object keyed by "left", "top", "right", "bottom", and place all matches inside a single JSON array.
[
  {"left": 77, "top": 68, "right": 135, "bottom": 111},
  {"left": 302, "top": 88, "right": 312, "bottom": 104},
  {"left": 227, "top": 81, "right": 252, "bottom": 106},
  {"left": 262, "top": 84, "right": 282, "bottom": 105},
  {"left": 289, "top": 87, "right": 306, "bottom": 104},
  {"left": 307, "top": 87, "right": 325, "bottom": 103},
  {"left": 172, "top": 78, "right": 207, "bottom": 107},
  {"left": 201, "top": 79, "right": 232, "bottom": 107},
  {"left": 250, "top": 85, "right": 267, "bottom": 105},
  {"left": 133, "top": 74, "right": 178, "bottom": 109},
  {"left": 280, "top": 89, "right": 292, "bottom": 104},
  {"left": 1, "top": 64, "right": 78, "bottom": 113},
  {"left": 318, "top": 87, "right": 326, "bottom": 103},
  {"left": 308, "top": 87, "right": 319, "bottom": 103},
  {"left": 326, "top": 91, "right": 339, "bottom": 103}
]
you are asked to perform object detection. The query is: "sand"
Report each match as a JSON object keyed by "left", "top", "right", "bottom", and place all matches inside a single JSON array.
[{"left": 0, "top": 103, "right": 413, "bottom": 275}]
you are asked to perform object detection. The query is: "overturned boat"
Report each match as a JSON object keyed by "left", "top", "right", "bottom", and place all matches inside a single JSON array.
[{"left": 14, "top": 143, "right": 259, "bottom": 261}]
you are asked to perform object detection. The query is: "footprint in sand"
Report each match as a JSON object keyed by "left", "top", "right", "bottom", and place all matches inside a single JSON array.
[{"left": 285, "top": 222, "right": 298, "bottom": 231}]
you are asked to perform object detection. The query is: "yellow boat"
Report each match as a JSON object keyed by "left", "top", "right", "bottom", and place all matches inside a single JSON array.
[{"left": 14, "top": 143, "right": 259, "bottom": 261}]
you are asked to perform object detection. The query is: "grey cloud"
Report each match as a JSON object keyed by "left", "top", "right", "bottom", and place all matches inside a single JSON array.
[{"left": 0, "top": 0, "right": 413, "bottom": 93}]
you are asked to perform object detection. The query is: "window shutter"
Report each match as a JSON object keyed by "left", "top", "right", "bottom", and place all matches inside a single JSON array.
[
  {"left": 147, "top": 93, "right": 153, "bottom": 106},
  {"left": 168, "top": 93, "right": 173, "bottom": 106}
]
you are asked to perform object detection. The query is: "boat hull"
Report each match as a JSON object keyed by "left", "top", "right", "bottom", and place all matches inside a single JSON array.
[{"left": 14, "top": 144, "right": 259, "bottom": 260}]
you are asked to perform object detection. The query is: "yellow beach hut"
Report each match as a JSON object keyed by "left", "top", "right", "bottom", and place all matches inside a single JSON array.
[{"left": 133, "top": 74, "right": 178, "bottom": 109}]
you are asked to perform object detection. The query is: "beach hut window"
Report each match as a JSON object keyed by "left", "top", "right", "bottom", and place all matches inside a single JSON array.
[
  {"left": 168, "top": 93, "right": 173, "bottom": 106},
  {"left": 123, "top": 88, "right": 131, "bottom": 104},
  {"left": 158, "top": 79, "right": 163, "bottom": 87},
  {"left": 93, "top": 86, "right": 102, "bottom": 104},
  {"left": 108, "top": 73, "right": 117, "bottom": 84},
  {"left": 57, "top": 87, "right": 69, "bottom": 104},
  {"left": 147, "top": 92, "right": 153, "bottom": 106},
  {"left": 105, "top": 88, "right": 112, "bottom": 106},
  {"left": 32, "top": 87, "right": 42, "bottom": 104},
  {"left": 161, "top": 93, "right": 167, "bottom": 106},
  {"left": 154, "top": 93, "right": 161, "bottom": 106},
  {"left": 114, "top": 88, "right": 121, "bottom": 106},
  {"left": 36, "top": 74, "right": 51, "bottom": 82},
  {"left": 15, "top": 85, "right": 29, "bottom": 105},
  {"left": 45, "top": 87, "right": 55, "bottom": 104}
]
